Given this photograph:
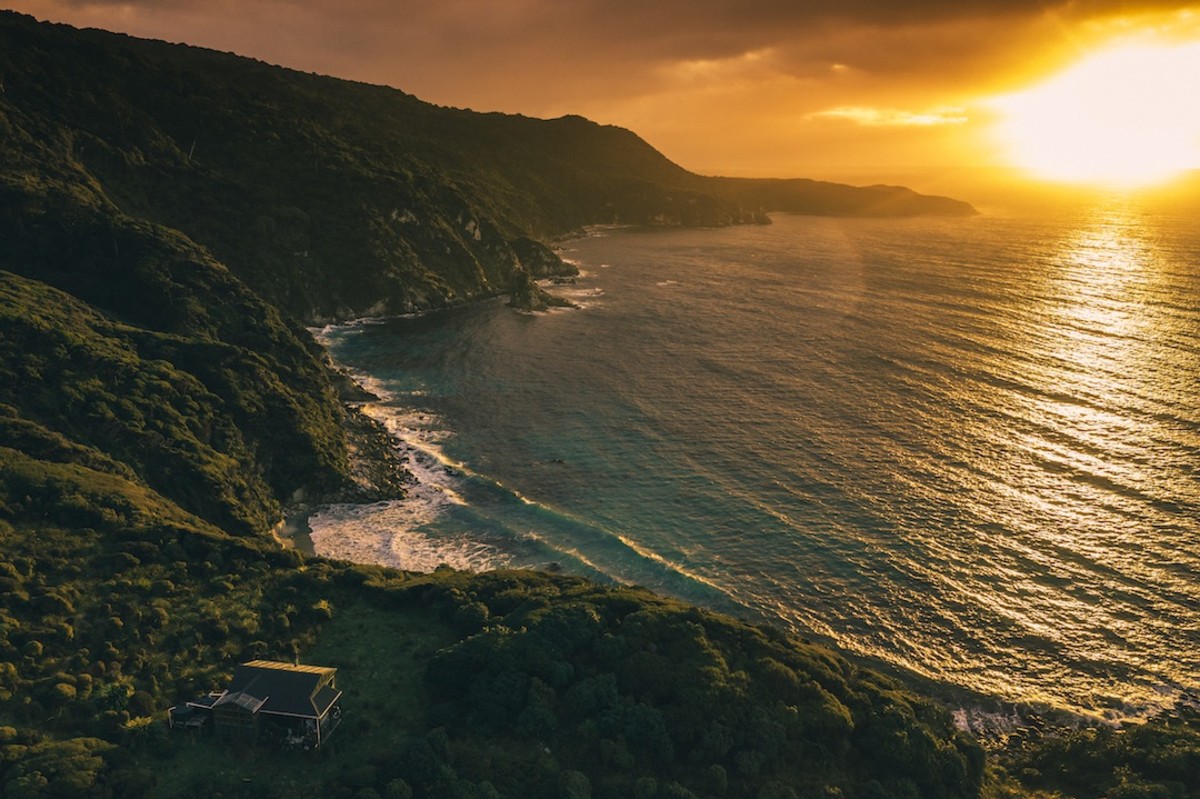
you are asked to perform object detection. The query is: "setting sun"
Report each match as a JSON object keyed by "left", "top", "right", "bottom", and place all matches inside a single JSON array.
[{"left": 992, "top": 42, "right": 1200, "bottom": 188}]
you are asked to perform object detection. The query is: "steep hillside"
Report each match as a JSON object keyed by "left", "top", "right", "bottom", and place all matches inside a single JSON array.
[{"left": 0, "top": 11, "right": 974, "bottom": 321}]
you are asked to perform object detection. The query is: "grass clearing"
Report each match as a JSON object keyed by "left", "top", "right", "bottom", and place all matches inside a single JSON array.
[{"left": 144, "top": 594, "right": 454, "bottom": 798}]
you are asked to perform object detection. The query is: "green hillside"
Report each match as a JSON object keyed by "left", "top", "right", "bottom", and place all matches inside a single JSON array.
[
  {"left": 0, "top": 12, "right": 972, "bottom": 321},
  {"left": 0, "top": 11, "right": 1193, "bottom": 799}
]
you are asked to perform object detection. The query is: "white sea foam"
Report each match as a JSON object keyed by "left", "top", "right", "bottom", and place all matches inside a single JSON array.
[
  {"left": 308, "top": 499, "right": 504, "bottom": 572},
  {"left": 555, "top": 287, "right": 606, "bottom": 308},
  {"left": 305, "top": 322, "right": 506, "bottom": 572},
  {"left": 614, "top": 534, "right": 731, "bottom": 596},
  {"left": 306, "top": 386, "right": 499, "bottom": 571},
  {"left": 519, "top": 529, "right": 617, "bottom": 580},
  {"left": 581, "top": 223, "right": 634, "bottom": 237},
  {"left": 309, "top": 317, "right": 387, "bottom": 340},
  {"left": 536, "top": 274, "right": 605, "bottom": 310}
]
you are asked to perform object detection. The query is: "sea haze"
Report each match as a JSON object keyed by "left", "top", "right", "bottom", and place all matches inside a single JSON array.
[{"left": 312, "top": 202, "right": 1200, "bottom": 724}]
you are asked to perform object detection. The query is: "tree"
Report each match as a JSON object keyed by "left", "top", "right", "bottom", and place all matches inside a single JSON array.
[
  {"left": 1, "top": 737, "right": 115, "bottom": 799},
  {"left": 558, "top": 770, "right": 591, "bottom": 799}
]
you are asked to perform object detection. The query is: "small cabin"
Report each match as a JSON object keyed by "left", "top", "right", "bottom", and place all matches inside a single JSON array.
[{"left": 170, "top": 660, "right": 343, "bottom": 750}]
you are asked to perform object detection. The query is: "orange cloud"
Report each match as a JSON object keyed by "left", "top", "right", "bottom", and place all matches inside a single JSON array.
[
  {"left": 7, "top": 0, "right": 1200, "bottom": 192},
  {"left": 807, "top": 107, "right": 969, "bottom": 127}
]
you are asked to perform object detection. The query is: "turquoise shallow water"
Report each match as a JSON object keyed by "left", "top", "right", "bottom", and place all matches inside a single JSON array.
[{"left": 312, "top": 203, "right": 1200, "bottom": 723}]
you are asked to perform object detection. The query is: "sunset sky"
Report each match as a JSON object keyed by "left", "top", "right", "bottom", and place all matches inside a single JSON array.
[{"left": 8, "top": 1, "right": 1200, "bottom": 199}]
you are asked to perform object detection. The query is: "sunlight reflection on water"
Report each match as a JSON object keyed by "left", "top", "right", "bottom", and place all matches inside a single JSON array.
[
  {"left": 985, "top": 200, "right": 1200, "bottom": 718},
  {"left": 314, "top": 204, "right": 1199, "bottom": 724}
]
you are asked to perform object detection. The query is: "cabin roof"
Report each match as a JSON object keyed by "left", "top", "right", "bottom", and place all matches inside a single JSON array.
[
  {"left": 216, "top": 660, "right": 341, "bottom": 719},
  {"left": 242, "top": 660, "right": 336, "bottom": 678}
]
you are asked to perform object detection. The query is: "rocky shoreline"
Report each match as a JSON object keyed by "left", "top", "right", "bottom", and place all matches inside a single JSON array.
[{"left": 277, "top": 368, "right": 419, "bottom": 554}]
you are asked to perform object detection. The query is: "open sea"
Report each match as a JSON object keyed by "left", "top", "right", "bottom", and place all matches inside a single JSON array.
[{"left": 311, "top": 200, "right": 1199, "bottom": 726}]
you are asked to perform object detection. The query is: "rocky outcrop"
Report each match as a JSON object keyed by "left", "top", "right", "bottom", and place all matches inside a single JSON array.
[{"left": 507, "top": 269, "right": 576, "bottom": 312}]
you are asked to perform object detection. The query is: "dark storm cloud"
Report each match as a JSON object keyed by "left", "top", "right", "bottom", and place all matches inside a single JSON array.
[
  {"left": 39, "top": 0, "right": 1198, "bottom": 59},
  {"left": 10, "top": 0, "right": 1200, "bottom": 177},
  {"left": 22, "top": 1, "right": 1200, "bottom": 82}
]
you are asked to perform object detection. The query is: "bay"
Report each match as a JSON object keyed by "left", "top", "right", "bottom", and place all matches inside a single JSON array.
[{"left": 312, "top": 201, "right": 1200, "bottom": 724}]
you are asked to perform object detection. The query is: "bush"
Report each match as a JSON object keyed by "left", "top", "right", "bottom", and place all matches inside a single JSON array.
[
  {"left": 1, "top": 737, "right": 115, "bottom": 799},
  {"left": 383, "top": 779, "right": 413, "bottom": 799},
  {"left": 559, "top": 770, "right": 591, "bottom": 799}
]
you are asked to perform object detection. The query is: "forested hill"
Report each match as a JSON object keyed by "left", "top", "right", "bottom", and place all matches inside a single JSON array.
[{"left": 0, "top": 11, "right": 973, "bottom": 322}]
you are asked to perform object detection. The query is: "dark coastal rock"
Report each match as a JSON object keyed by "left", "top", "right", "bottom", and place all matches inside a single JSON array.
[
  {"left": 513, "top": 236, "right": 577, "bottom": 278},
  {"left": 329, "top": 367, "right": 380, "bottom": 404},
  {"left": 331, "top": 405, "right": 417, "bottom": 503},
  {"left": 507, "top": 268, "right": 576, "bottom": 312}
]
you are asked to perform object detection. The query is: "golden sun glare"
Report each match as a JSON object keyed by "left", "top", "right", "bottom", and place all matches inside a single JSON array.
[{"left": 992, "top": 42, "right": 1200, "bottom": 188}]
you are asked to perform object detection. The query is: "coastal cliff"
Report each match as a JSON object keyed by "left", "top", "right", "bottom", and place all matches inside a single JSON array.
[
  {"left": 0, "top": 12, "right": 1192, "bottom": 799},
  {"left": 0, "top": 12, "right": 972, "bottom": 323}
]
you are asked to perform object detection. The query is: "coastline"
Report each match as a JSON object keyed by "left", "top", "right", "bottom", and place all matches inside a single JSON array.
[
  {"left": 272, "top": 320, "right": 431, "bottom": 564},
  {"left": 298, "top": 317, "right": 479, "bottom": 571},
  {"left": 296, "top": 317, "right": 1053, "bottom": 739},
  {"left": 291, "top": 266, "right": 1137, "bottom": 738},
  {"left": 292, "top": 226, "right": 1190, "bottom": 729},
  {"left": 296, "top": 266, "right": 604, "bottom": 573}
]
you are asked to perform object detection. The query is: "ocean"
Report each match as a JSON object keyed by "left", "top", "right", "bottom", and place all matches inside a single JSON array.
[{"left": 311, "top": 200, "right": 1199, "bottom": 726}]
